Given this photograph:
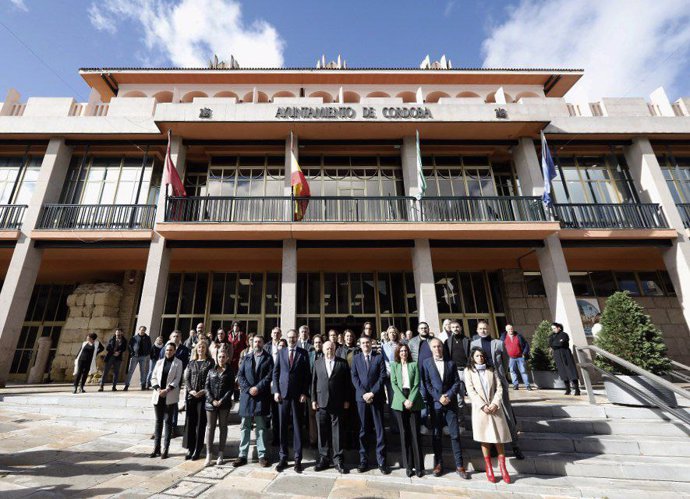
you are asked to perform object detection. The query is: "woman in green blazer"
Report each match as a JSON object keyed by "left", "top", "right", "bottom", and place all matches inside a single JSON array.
[{"left": 390, "top": 343, "right": 425, "bottom": 477}]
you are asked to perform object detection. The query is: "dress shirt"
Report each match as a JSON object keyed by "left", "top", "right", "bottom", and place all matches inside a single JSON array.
[
  {"left": 326, "top": 358, "right": 334, "bottom": 377},
  {"left": 401, "top": 362, "right": 411, "bottom": 389},
  {"left": 434, "top": 358, "right": 445, "bottom": 379}
]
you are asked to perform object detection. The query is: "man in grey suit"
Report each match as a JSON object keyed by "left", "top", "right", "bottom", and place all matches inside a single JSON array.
[{"left": 470, "top": 320, "right": 524, "bottom": 460}]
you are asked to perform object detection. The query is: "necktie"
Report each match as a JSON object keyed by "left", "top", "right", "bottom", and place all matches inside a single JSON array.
[
  {"left": 289, "top": 349, "right": 294, "bottom": 367},
  {"left": 365, "top": 355, "right": 370, "bottom": 370}
]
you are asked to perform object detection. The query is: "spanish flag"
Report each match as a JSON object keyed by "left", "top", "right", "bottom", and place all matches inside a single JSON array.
[{"left": 290, "top": 132, "right": 310, "bottom": 221}]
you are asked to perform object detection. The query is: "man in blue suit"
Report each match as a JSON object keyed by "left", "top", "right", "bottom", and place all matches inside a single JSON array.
[
  {"left": 421, "top": 338, "right": 469, "bottom": 479},
  {"left": 272, "top": 328, "right": 310, "bottom": 473},
  {"left": 351, "top": 335, "right": 389, "bottom": 475}
]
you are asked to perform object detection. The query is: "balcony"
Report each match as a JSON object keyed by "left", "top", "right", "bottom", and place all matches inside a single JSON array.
[
  {"left": 0, "top": 205, "right": 27, "bottom": 230},
  {"left": 554, "top": 203, "right": 668, "bottom": 229},
  {"left": 37, "top": 204, "right": 157, "bottom": 230},
  {"left": 164, "top": 196, "right": 547, "bottom": 223},
  {"left": 677, "top": 204, "right": 690, "bottom": 229}
]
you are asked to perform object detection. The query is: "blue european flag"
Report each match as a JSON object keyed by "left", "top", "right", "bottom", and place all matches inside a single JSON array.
[{"left": 541, "top": 131, "right": 557, "bottom": 207}]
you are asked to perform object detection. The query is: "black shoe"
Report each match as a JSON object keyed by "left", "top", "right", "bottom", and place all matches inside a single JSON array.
[
  {"left": 98, "top": 386, "right": 104, "bottom": 392},
  {"left": 161, "top": 449, "right": 169, "bottom": 459},
  {"left": 294, "top": 461, "right": 303, "bottom": 474},
  {"left": 335, "top": 464, "right": 346, "bottom": 474},
  {"left": 406, "top": 468, "right": 414, "bottom": 477},
  {"left": 150, "top": 449, "right": 161, "bottom": 458},
  {"left": 314, "top": 460, "right": 328, "bottom": 472},
  {"left": 79, "top": 387, "right": 85, "bottom": 393},
  {"left": 378, "top": 465, "right": 390, "bottom": 475},
  {"left": 512, "top": 385, "right": 519, "bottom": 390},
  {"left": 513, "top": 445, "right": 525, "bottom": 460},
  {"left": 357, "top": 463, "right": 368, "bottom": 473},
  {"left": 456, "top": 466, "right": 470, "bottom": 479},
  {"left": 574, "top": 388, "right": 581, "bottom": 396},
  {"left": 564, "top": 387, "right": 571, "bottom": 395},
  {"left": 141, "top": 386, "right": 147, "bottom": 391},
  {"left": 123, "top": 385, "right": 129, "bottom": 392},
  {"left": 416, "top": 470, "right": 424, "bottom": 478},
  {"left": 233, "top": 457, "right": 247, "bottom": 467},
  {"left": 185, "top": 453, "right": 192, "bottom": 460},
  {"left": 112, "top": 387, "right": 117, "bottom": 391},
  {"left": 275, "top": 460, "right": 288, "bottom": 472},
  {"left": 72, "top": 388, "right": 77, "bottom": 394},
  {"left": 191, "top": 452, "right": 201, "bottom": 461},
  {"left": 526, "top": 386, "right": 533, "bottom": 391}
]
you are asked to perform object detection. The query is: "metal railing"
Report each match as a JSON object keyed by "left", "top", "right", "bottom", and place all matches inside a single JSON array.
[
  {"left": 670, "top": 360, "right": 690, "bottom": 384},
  {"left": 0, "top": 205, "right": 27, "bottom": 229},
  {"left": 38, "top": 204, "right": 157, "bottom": 230},
  {"left": 576, "top": 345, "right": 690, "bottom": 428},
  {"left": 165, "top": 195, "right": 547, "bottom": 223},
  {"left": 554, "top": 203, "right": 668, "bottom": 229},
  {"left": 677, "top": 203, "right": 690, "bottom": 229}
]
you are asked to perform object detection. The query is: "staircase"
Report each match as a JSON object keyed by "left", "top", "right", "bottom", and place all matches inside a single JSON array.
[{"left": 1, "top": 383, "right": 689, "bottom": 486}]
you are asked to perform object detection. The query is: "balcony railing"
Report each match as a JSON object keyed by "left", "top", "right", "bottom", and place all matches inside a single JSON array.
[
  {"left": 0, "top": 205, "right": 27, "bottom": 229},
  {"left": 165, "top": 196, "right": 547, "bottom": 223},
  {"left": 38, "top": 204, "right": 157, "bottom": 230},
  {"left": 677, "top": 204, "right": 690, "bottom": 229},
  {"left": 554, "top": 203, "right": 668, "bottom": 229}
]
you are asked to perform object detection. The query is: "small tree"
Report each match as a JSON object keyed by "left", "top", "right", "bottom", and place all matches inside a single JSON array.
[
  {"left": 594, "top": 291, "right": 672, "bottom": 376},
  {"left": 529, "top": 320, "right": 556, "bottom": 371}
]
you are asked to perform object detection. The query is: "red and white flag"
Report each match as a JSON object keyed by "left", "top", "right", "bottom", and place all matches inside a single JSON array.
[
  {"left": 164, "top": 129, "right": 187, "bottom": 197},
  {"left": 290, "top": 132, "right": 310, "bottom": 221}
]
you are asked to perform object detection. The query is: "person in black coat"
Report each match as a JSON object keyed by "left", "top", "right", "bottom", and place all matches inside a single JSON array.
[
  {"left": 311, "top": 340, "right": 352, "bottom": 473},
  {"left": 204, "top": 350, "right": 234, "bottom": 466},
  {"left": 272, "top": 328, "right": 310, "bottom": 473},
  {"left": 351, "top": 335, "right": 388, "bottom": 474},
  {"left": 183, "top": 340, "right": 214, "bottom": 461},
  {"left": 99, "top": 329, "right": 127, "bottom": 391},
  {"left": 549, "top": 322, "right": 580, "bottom": 395},
  {"left": 234, "top": 335, "right": 274, "bottom": 468}
]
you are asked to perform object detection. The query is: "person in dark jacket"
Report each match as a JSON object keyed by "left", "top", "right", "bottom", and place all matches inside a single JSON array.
[
  {"left": 272, "top": 329, "right": 310, "bottom": 473},
  {"left": 183, "top": 340, "right": 214, "bottom": 461},
  {"left": 124, "top": 326, "right": 152, "bottom": 391},
  {"left": 500, "top": 324, "right": 531, "bottom": 391},
  {"left": 147, "top": 335, "right": 165, "bottom": 389},
  {"left": 99, "top": 329, "right": 127, "bottom": 391},
  {"left": 444, "top": 320, "right": 471, "bottom": 429},
  {"left": 233, "top": 335, "right": 274, "bottom": 468},
  {"left": 73, "top": 333, "right": 104, "bottom": 393},
  {"left": 549, "top": 322, "right": 580, "bottom": 395},
  {"left": 204, "top": 350, "right": 234, "bottom": 466},
  {"left": 336, "top": 329, "right": 360, "bottom": 448}
]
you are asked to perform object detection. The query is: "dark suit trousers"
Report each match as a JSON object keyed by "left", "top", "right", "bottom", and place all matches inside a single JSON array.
[
  {"left": 393, "top": 409, "right": 423, "bottom": 472},
  {"left": 430, "top": 405, "right": 463, "bottom": 468},
  {"left": 278, "top": 397, "right": 304, "bottom": 461},
  {"left": 356, "top": 401, "right": 386, "bottom": 466},
  {"left": 316, "top": 407, "right": 343, "bottom": 465},
  {"left": 153, "top": 400, "right": 175, "bottom": 451},
  {"left": 73, "top": 361, "right": 90, "bottom": 389},
  {"left": 184, "top": 396, "right": 207, "bottom": 455},
  {"left": 271, "top": 399, "right": 280, "bottom": 442}
]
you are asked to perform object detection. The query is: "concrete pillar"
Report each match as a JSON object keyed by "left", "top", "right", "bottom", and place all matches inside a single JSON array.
[
  {"left": 280, "top": 239, "right": 297, "bottom": 331},
  {"left": 136, "top": 135, "right": 186, "bottom": 340},
  {"left": 624, "top": 137, "right": 690, "bottom": 331},
  {"left": 27, "top": 336, "right": 52, "bottom": 384},
  {"left": 411, "top": 239, "right": 440, "bottom": 335},
  {"left": 0, "top": 138, "right": 73, "bottom": 386},
  {"left": 513, "top": 137, "right": 587, "bottom": 346},
  {"left": 401, "top": 135, "right": 422, "bottom": 198}
]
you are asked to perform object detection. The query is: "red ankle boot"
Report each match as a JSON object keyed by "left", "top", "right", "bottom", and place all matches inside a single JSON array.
[
  {"left": 498, "top": 455, "right": 511, "bottom": 484},
  {"left": 483, "top": 456, "right": 496, "bottom": 483}
]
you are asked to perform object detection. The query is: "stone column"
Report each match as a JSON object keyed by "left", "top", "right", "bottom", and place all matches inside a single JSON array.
[
  {"left": 280, "top": 239, "right": 297, "bottom": 331},
  {"left": 513, "top": 137, "right": 587, "bottom": 346},
  {"left": 401, "top": 135, "right": 422, "bottom": 197},
  {"left": 411, "top": 239, "right": 440, "bottom": 335},
  {"left": 0, "top": 137, "right": 73, "bottom": 386},
  {"left": 136, "top": 135, "right": 186, "bottom": 340},
  {"left": 27, "top": 336, "right": 52, "bottom": 384},
  {"left": 624, "top": 137, "right": 690, "bottom": 332}
]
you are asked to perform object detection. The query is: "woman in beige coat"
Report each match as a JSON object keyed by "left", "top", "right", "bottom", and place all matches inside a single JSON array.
[{"left": 465, "top": 347, "right": 512, "bottom": 484}]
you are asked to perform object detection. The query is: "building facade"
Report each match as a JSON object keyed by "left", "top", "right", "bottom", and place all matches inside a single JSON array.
[{"left": 1, "top": 60, "right": 689, "bottom": 384}]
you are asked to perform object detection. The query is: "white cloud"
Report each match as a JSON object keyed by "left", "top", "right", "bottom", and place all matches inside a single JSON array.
[
  {"left": 481, "top": 0, "right": 690, "bottom": 102},
  {"left": 88, "top": 0, "right": 284, "bottom": 67},
  {"left": 9, "top": 0, "right": 28, "bottom": 11},
  {"left": 444, "top": 1, "right": 456, "bottom": 18}
]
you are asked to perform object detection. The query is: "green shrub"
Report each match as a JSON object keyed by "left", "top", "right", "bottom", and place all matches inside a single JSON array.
[
  {"left": 594, "top": 291, "right": 672, "bottom": 376},
  {"left": 529, "top": 320, "right": 556, "bottom": 371}
]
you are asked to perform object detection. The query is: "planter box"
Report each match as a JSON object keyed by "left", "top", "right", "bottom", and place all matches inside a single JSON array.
[
  {"left": 604, "top": 374, "right": 678, "bottom": 407},
  {"left": 532, "top": 370, "right": 566, "bottom": 389}
]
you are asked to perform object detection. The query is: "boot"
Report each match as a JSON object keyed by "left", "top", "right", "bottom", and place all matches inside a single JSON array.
[
  {"left": 498, "top": 455, "right": 511, "bottom": 484},
  {"left": 572, "top": 381, "right": 581, "bottom": 396},
  {"left": 483, "top": 456, "right": 496, "bottom": 483},
  {"left": 149, "top": 447, "right": 161, "bottom": 458},
  {"left": 564, "top": 383, "right": 571, "bottom": 395}
]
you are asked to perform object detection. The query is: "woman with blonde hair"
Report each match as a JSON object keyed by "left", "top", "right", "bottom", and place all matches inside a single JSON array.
[
  {"left": 183, "top": 340, "right": 214, "bottom": 460},
  {"left": 465, "top": 347, "right": 512, "bottom": 484}
]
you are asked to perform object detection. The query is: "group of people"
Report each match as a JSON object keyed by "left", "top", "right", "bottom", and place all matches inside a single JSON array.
[{"left": 73, "top": 319, "right": 581, "bottom": 483}]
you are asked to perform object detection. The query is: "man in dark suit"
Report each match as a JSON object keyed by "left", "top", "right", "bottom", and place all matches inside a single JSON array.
[
  {"left": 311, "top": 340, "right": 351, "bottom": 473},
  {"left": 234, "top": 335, "right": 274, "bottom": 468},
  {"left": 335, "top": 329, "right": 360, "bottom": 448},
  {"left": 351, "top": 336, "right": 389, "bottom": 474},
  {"left": 264, "top": 326, "right": 282, "bottom": 445},
  {"left": 297, "top": 324, "right": 314, "bottom": 352},
  {"left": 422, "top": 338, "right": 469, "bottom": 479},
  {"left": 272, "top": 328, "right": 310, "bottom": 473}
]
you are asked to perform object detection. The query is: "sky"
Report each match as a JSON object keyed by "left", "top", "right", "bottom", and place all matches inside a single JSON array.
[{"left": 1, "top": 0, "right": 689, "bottom": 105}]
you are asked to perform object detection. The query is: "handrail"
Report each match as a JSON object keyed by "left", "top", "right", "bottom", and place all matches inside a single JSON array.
[
  {"left": 670, "top": 360, "right": 690, "bottom": 383},
  {"left": 576, "top": 345, "right": 690, "bottom": 427}
]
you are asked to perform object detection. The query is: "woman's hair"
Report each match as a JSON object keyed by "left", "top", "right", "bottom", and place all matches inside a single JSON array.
[
  {"left": 191, "top": 340, "right": 209, "bottom": 361},
  {"left": 278, "top": 338, "right": 288, "bottom": 347},
  {"left": 394, "top": 343, "right": 410, "bottom": 363},
  {"left": 387, "top": 326, "right": 400, "bottom": 341},
  {"left": 468, "top": 346, "right": 491, "bottom": 371},
  {"left": 552, "top": 322, "right": 564, "bottom": 332},
  {"left": 88, "top": 332, "right": 98, "bottom": 341}
]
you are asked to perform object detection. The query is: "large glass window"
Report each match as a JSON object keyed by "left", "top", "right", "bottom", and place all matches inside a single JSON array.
[
  {"left": 0, "top": 157, "right": 42, "bottom": 205},
  {"left": 300, "top": 155, "right": 403, "bottom": 197},
  {"left": 205, "top": 156, "right": 285, "bottom": 197},
  {"left": 551, "top": 154, "right": 637, "bottom": 204},
  {"left": 658, "top": 155, "right": 690, "bottom": 203},
  {"left": 61, "top": 156, "right": 161, "bottom": 205},
  {"left": 423, "top": 155, "right": 507, "bottom": 197},
  {"left": 524, "top": 270, "right": 675, "bottom": 298}
]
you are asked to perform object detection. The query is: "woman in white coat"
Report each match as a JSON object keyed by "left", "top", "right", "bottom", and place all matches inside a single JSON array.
[
  {"left": 150, "top": 342, "right": 183, "bottom": 459},
  {"left": 465, "top": 347, "right": 512, "bottom": 484},
  {"left": 73, "top": 333, "right": 103, "bottom": 394}
]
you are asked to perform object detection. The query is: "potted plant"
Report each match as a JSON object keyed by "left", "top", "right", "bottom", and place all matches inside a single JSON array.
[
  {"left": 595, "top": 291, "right": 676, "bottom": 407},
  {"left": 529, "top": 320, "right": 566, "bottom": 389}
]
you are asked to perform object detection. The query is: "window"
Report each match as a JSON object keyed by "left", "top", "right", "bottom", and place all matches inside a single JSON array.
[
  {"left": 659, "top": 155, "right": 690, "bottom": 203},
  {"left": 0, "top": 157, "right": 42, "bottom": 205},
  {"left": 551, "top": 154, "right": 637, "bottom": 204},
  {"left": 299, "top": 155, "right": 403, "bottom": 197},
  {"left": 423, "top": 155, "right": 511, "bottom": 197}
]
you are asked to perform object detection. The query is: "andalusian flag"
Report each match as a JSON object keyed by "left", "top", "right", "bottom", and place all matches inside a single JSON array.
[{"left": 290, "top": 132, "right": 310, "bottom": 221}]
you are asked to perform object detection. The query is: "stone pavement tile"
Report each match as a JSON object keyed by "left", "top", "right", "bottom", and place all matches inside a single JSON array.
[
  {"left": 265, "top": 475, "right": 337, "bottom": 497},
  {"left": 0, "top": 447, "right": 64, "bottom": 467},
  {"left": 159, "top": 480, "right": 213, "bottom": 497},
  {"left": 0, "top": 422, "right": 23, "bottom": 434},
  {"left": 200, "top": 475, "right": 271, "bottom": 498},
  {"left": 71, "top": 472, "right": 147, "bottom": 499},
  {"left": 246, "top": 469, "right": 279, "bottom": 480},
  {"left": 0, "top": 435, "right": 51, "bottom": 453},
  {"left": 191, "top": 465, "right": 235, "bottom": 480},
  {"left": 401, "top": 491, "right": 469, "bottom": 499},
  {"left": 43, "top": 430, "right": 110, "bottom": 449}
]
